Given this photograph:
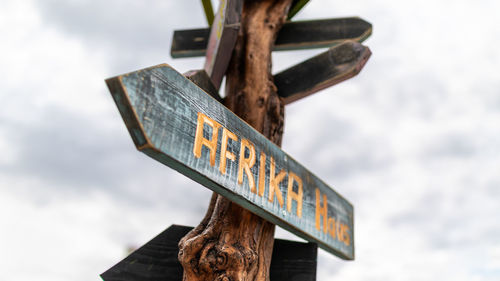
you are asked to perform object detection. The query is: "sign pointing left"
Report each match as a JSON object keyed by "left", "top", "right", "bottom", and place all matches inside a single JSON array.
[{"left": 106, "top": 64, "right": 354, "bottom": 259}]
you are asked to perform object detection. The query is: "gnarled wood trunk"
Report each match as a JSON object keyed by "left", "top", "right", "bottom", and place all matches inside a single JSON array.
[{"left": 178, "top": 1, "right": 292, "bottom": 280}]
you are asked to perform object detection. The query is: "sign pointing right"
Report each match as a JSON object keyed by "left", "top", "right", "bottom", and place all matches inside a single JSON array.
[
  {"left": 274, "top": 41, "right": 372, "bottom": 104},
  {"left": 171, "top": 17, "right": 372, "bottom": 58}
]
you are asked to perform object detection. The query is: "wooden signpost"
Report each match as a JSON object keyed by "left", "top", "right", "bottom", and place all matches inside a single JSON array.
[
  {"left": 203, "top": 0, "right": 243, "bottom": 89},
  {"left": 104, "top": 1, "right": 373, "bottom": 280},
  {"left": 171, "top": 17, "right": 372, "bottom": 58},
  {"left": 275, "top": 41, "right": 372, "bottom": 104},
  {"left": 106, "top": 64, "right": 354, "bottom": 259}
]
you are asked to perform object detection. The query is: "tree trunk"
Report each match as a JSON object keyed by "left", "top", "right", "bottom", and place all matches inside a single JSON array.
[{"left": 178, "top": 1, "right": 292, "bottom": 281}]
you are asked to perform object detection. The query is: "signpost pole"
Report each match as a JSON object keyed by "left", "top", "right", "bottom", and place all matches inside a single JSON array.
[{"left": 177, "top": 1, "right": 293, "bottom": 281}]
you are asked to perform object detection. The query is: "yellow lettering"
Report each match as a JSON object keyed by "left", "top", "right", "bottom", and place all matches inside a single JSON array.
[
  {"left": 315, "top": 188, "right": 328, "bottom": 233},
  {"left": 327, "top": 217, "right": 336, "bottom": 239},
  {"left": 268, "top": 157, "right": 285, "bottom": 207},
  {"left": 337, "top": 223, "right": 343, "bottom": 243},
  {"left": 258, "top": 151, "right": 266, "bottom": 197},
  {"left": 193, "top": 112, "right": 221, "bottom": 167},
  {"left": 238, "top": 139, "right": 256, "bottom": 192},
  {"left": 344, "top": 226, "right": 351, "bottom": 246},
  {"left": 287, "top": 172, "right": 303, "bottom": 218},
  {"left": 219, "top": 128, "right": 237, "bottom": 174},
  {"left": 338, "top": 224, "right": 350, "bottom": 246}
]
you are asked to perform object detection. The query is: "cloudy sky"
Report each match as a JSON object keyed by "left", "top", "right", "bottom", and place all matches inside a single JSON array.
[{"left": 1, "top": 0, "right": 499, "bottom": 280}]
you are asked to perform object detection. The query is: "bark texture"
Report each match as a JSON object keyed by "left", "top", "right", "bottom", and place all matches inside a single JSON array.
[{"left": 178, "top": 1, "right": 292, "bottom": 281}]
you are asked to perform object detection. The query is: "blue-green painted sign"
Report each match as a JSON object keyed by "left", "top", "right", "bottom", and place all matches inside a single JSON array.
[{"left": 106, "top": 64, "right": 354, "bottom": 260}]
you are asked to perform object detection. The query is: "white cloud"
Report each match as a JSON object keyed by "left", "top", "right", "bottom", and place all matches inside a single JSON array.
[{"left": 1, "top": 0, "right": 499, "bottom": 280}]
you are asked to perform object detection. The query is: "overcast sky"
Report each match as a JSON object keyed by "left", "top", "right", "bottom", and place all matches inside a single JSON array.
[{"left": 1, "top": 0, "right": 499, "bottom": 280}]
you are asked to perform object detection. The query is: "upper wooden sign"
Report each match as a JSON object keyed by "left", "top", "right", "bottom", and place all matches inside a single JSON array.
[
  {"left": 204, "top": 0, "right": 243, "bottom": 90},
  {"left": 106, "top": 64, "right": 354, "bottom": 260},
  {"left": 171, "top": 17, "right": 372, "bottom": 58},
  {"left": 274, "top": 41, "right": 372, "bottom": 104}
]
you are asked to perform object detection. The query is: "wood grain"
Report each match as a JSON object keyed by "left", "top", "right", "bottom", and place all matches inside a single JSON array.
[
  {"left": 106, "top": 64, "right": 354, "bottom": 260},
  {"left": 100, "top": 225, "right": 317, "bottom": 281},
  {"left": 170, "top": 17, "right": 372, "bottom": 58},
  {"left": 274, "top": 40, "right": 372, "bottom": 104}
]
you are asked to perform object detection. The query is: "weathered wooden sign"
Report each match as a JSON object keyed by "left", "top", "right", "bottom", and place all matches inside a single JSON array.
[
  {"left": 106, "top": 64, "right": 354, "bottom": 259},
  {"left": 101, "top": 225, "right": 318, "bottom": 281},
  {"left": 171, "top": 17, "right": 372, "bottom": 58},
  {"left": 204, "top": 0, "right": 243, "bottom": 89},
  {"left": 275, "top": 41, "right": 372, "bottom": 104},
  {"left": 275, "top": 17, "right": 372, "bottom": 51}
]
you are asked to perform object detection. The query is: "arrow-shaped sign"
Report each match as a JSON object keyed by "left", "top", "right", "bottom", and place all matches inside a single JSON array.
[
  {"left": 106, "top": 64, "right": 354, "bottom": 259},
  {"left": 171, "top": 17, "right": 372, "bottom": 58},
  {"left": 274, "top": 41, "right": 371, "bottom": 104}
]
